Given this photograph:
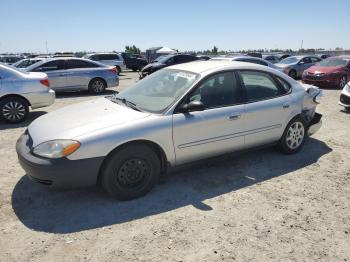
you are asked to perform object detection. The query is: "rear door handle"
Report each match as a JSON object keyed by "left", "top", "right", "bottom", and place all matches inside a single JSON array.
[{"left": 228, "top": 114, "right": 241, "bottom": 120}]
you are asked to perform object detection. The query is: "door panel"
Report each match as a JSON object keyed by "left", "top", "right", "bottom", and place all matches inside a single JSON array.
[
  {"left": 45, "top": 70, "right": 67, "bottom": 90},
  {"left": 172, "top": 105, "right": 245, "bottom": 165}
]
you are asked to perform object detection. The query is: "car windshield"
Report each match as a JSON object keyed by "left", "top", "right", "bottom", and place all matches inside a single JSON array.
[
  {"left": 155, "top": 55, "right": 172, "bottom": 63},
  {"left": 278, "top": 57, "right": 299, "bottom": 64},
  {"left": 113, "top": 69, "right": 199, "bottom": 113},
  {"left": 316, "top": 58, "right": 348, "bottom": 67}
]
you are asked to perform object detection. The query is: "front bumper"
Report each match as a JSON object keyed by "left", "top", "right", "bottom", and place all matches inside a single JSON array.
[
  {"left": 308, "top": 113, "right": 322, "bottom": 136},
  {"left": 16, "top": 132, "right": 104, "bottom": 189},
  {"left": 339, "top": 93, "right": 350, "bottom": 108},
  {"left": 302, "top": 77, "right": 338, "bottom": 88}
]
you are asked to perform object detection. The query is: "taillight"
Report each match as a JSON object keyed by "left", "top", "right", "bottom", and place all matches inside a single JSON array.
[
  {"left": 110, "top": 67, "right": 118, "bottom": 74},
  {"left": 40, "top": 79, "right": 50, "bottom": 88}
]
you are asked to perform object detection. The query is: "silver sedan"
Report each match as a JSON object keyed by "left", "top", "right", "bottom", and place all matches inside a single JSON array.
[
  {"left": 0, "top": 63, "right": 55, "bottom": 123},
  {"left": 275, "top": 55, "right": 322, "bottom": 79},
  {"left": 16, "top": 61, "right": 322, "bottom": 200},
  {"left": 25, "top": 58, "right": 119, "bottom": 94}
]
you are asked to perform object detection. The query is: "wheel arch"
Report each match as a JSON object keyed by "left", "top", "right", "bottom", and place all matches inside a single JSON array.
[
  {"left": 0, "top": 94, "right": 31, "bottom": 106},
  {"left": 96, "top": 139, "right": 169, "bottom": 185},
  {"left": 89, "top": 77, "right": 107, "bottom": 88}
]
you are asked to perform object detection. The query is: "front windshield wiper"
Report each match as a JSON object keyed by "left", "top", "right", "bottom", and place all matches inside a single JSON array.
[{"left": 108, "top": 96, "right": 142, "bottom": 112}]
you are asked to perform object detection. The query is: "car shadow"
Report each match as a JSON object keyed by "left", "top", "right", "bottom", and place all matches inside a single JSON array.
[
  {"left": 0, "top": 111, "right": 47, "bottom": 130},
  {"left": 11, "top": 138, "right": 332, "bottom": 234},
  {"left": 55, "top": 89, "right": 118, "bottom": 99}
]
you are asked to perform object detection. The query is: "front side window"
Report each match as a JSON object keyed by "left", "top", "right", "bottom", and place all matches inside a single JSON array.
[
  {"left": 301, "top": 57, "right": 312, "bottom": 64},
  {"left": 188, "top": 72, "right": 242, "bottom": 109},
  {"left": 114, "top": 69, "right": 199, "bottom": 113},
  {"left": 239, "top": 71, "right": 285, "bottom": 102}
]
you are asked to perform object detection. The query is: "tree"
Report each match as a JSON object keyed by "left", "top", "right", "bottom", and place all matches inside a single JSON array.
[
  {"left": 125, "top": 45, "right": 141, "bottom": 54},
  {"left": 211, "top": 46, "right": 218, "bottom": 55}
]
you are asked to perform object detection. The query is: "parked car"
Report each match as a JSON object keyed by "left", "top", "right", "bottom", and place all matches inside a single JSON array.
[
  {"left": 16, "top": 61, "right": 322, "bottom": 200},
  {"left": 278, "top": 54, "right": 291, "bottom": 60},
  {"left": 339, "top": 81, "right": 350, "bottom": 110},
  {"left": 302, "top": 56, "right": 350, "bottom": 89},
  {"left": 210, "top": 56, "right": 283, "bottom": 71},
  {"left": 275, "top": 56, "right": 322, "bottom": 79},
  {"left": 262, "top": 55, "right": 280, "bottom": 64},
  {"left": 0, "top": 55, "right": 23, "bottom": 65},
  {"left": 25, "top": 58, "right": 119, "bottom": 94},
  {"left": 319, "top": 54, "right": 331, "bottom": 59},
  {"left": 120, "top": 52, "right": 148, "bottom": 71},
  {"left": 12, "top": 58, "right": 46, "bottom": 69},
  {"left": 140, "top": 54, "right": 199, "bottom": 78},
  {"left": 83, "top": 53, "right": 126, "bottom": 73},
  {"left": 0, "top": 64, "right": 55, "bottom": 123},
  {"left": 246, "top": 52, "right": 262, "bottom": 58}
]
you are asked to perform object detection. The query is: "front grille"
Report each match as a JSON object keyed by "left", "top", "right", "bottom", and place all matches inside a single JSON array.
[
  {"left": 340, "top": 94, "right": 350, "bottom": 105},
  {"left": 305, "top": 74, "right": 323, "bottom": 80}
]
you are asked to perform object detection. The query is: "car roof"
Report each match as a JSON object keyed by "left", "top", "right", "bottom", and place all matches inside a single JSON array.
[{"left": 168, "top": 60, "right": 268, "bottom": 74}]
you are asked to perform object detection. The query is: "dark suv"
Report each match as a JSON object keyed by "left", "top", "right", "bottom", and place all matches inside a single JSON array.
[
  {"left": 120, "top": 53, "right": 148, "bottom": 71},
  {"left": 140, "top": 54, "right": 199, "bottom": 78}
]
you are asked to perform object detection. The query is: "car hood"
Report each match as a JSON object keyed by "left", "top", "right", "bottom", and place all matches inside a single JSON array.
[
  {"left": 305, "top": 66, "right": 343, "bottom": 74},
  {"left": 28, "top": 97, "right": 151, "bottom": 147},
  {"left": 142, "top": 62, "right": 165, "bottom": 71}
]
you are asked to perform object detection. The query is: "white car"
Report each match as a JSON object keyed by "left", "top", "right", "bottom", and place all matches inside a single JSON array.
[
  {"left": 339, "top": 81, "right": 350, "bottom": 110},
  {"left": 16, "top": 61, "right": 322, "bottom": 200},
  {"left": 12, "top": 58, "right": 46, "bottom": 69},
  {"left": 0, "top": 63, "right": 55, "bottom": 123},
  {"left": 83, "top": 53, "right": 126, "bottom": 73}
]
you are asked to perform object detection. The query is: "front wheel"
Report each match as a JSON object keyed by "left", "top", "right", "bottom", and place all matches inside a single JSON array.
[
  {"left": 339, "top": 75, "right": 347, "bottom": 89},
  {"left": 288, "top": 70, "right": 297, "bottom": 79},
  {"left": 101, "top": 145, "right": 161, "bottom": 200},
  {"left": 0, "top": 97, "right": 29, "bottom": 123},
  {"left": 277, "top": 116, "right": 306, "bottom": 154}
]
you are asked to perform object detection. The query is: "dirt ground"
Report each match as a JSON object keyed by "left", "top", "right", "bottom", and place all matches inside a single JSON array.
[{"left": 0, "top": 71, "right": 349, "bottom": 262}]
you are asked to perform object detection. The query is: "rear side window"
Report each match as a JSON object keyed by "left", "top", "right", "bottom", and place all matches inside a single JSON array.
[
  {"left": 34, "top": 60, "right": 65, "bottom": 72},
  {"left": 100, "top": 54, "right": 118, "bottom": 60},
  {"left": 66, "top": 60, "right": 98, "bottom": 69},
  {"left": 239, "top": 71, "right": 286, "bottom": 102}
]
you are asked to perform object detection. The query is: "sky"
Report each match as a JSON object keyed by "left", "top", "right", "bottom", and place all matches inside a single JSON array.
[{"left": 1, "top": 0, "right": 349, "bottom": 53}]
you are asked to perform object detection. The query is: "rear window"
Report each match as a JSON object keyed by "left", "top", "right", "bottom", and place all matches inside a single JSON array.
[{"left": 66, "top": 60, "right": 98, "bottom": 69}]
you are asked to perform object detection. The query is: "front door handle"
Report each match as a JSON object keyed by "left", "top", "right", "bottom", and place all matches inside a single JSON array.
[
  {"left": 283, "top": 103, "right": 290, "bottom": 109},
  {"left": 228, "top": 114, "right": 241, "bottom": 120}
]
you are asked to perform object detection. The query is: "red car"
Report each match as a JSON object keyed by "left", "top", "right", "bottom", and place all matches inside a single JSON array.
[{"left": 302, "top": 56, "right": 350, "bottom": 89}]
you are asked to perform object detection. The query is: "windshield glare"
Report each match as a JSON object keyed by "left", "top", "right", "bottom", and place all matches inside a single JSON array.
[
  {"left": 279, "top": 57, "right": 299, "bottom": 64},
  {"left": 115, "top": 69, "right": 199, "bottom": 113},
  {"left": 317, "top": 58, "right": 348, "bottom": 67}
]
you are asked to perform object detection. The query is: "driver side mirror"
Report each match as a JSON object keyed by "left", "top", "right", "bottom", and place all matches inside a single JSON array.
[{"left": 177, "top": 100, "right": 205, "bottom": 113}]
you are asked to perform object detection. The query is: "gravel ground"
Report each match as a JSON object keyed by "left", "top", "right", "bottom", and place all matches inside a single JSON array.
[{"left": 0, "top": 71, "right": 349, "bottom": 262}]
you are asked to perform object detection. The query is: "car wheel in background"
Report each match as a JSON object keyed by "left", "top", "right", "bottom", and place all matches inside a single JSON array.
[
  {"left": 288, "top": 70, "right": 297, "bottom": 79},
  {"left": 115, "top": 66, "right": 121, "bottom": 75},
  {"left": 88, "top": 78, "right": 106, "bottom": 95},
  {"left": 101, "top": 144, "right": 161, "bottom": 200},
  {"left": 339, "top": 75, "right": 347, "bottom": 89},
  {"left": 0, "top": 96, "right": 29, "bottom": 123},
  {"left": 277, "top": 116, "right": 306, "bottom": 154}
]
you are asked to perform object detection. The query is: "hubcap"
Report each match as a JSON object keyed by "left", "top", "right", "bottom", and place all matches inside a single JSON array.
[
  {"left": 92, "top": 80, "right": 104, "bottom": 93},
  {"left": 286, "top": 121, "right": 305, "bottom": 150},
  {"left": 2, "top": 101, "right": 25, "bottom": 121},
  {"left": 116, "top": 158, "right": 150, "bottom": 189},
  {"left": 340, "top": 77, "right": 347, "bottom": 88}
]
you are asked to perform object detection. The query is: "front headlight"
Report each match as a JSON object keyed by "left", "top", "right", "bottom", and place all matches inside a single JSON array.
[{"left": 33, "top": 140, "right": 80, "bottom": 159}]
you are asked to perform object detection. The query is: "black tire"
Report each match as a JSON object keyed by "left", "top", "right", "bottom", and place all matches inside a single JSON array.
[
  {"left": 115, "top": 66, "right": 121, "bottom": 75},
  {"left": 0, "top": 96, "right": 29, "bottom": 123},
  {"left": 101, "top": 144, "right": 161, "bottom": 200},
  {"left": 339, "top": 75, "right": 347, "bottom": 89},
  {"left": 288, "top": 70, "right": 297, "bottom": 79},
  {"left": 277, "top": 116, "right": 307, "bottom": 154},
  {"left": 88, "top": 78, "right": 106, "bottom": 94}
]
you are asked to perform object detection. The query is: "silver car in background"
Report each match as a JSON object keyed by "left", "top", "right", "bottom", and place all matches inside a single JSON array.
[
  {"left": 12, "top": 58, "right": 46, "bottom": 69},
  {"left": 17, "top": 61, "right": 322, "bottom": 200},
  {"left": 275, "top": 55, "right": 322, "bottom": 79},
  {"left": 0, "top": 63, "right": 55, "bottom": 123},
  {"left": 25, "top": 58, "right": 119, "bottom": 94},
  {"left": 83, "top": 53, "right": 126, "bottom": 74}
]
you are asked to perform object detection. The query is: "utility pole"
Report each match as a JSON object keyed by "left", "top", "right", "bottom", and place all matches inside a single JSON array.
[
  {"left": 45, "top": 41, "right": 48, "bottom": 54},
  {"left": 300, "top": 40, "right": 303, "bottom": 50}
]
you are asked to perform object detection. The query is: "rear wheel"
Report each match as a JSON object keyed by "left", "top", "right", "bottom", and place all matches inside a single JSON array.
[
  {"left": 0, "top": 97, "right": 29, "bottom": 123},
  {"left": 288, "top": 70, "right": 297, "bottom": 79},
  {"left": 339, "top": 75, "right": 347, "bottom": 89},
  {"left": 115, "top": 66, "right": 121, "bottom": 75},
  {"left": 88, "top": 78, "right": 106, "bottom": 94},
  {"left": 101, "top": 145, "right": 161, "bottom": 200},
  {"left": 277, "top": 116, "right": 306, "bottom": 154}
]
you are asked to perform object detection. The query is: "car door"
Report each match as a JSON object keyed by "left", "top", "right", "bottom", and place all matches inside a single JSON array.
[
  {"left": 33, "top": 60, "right": 67, "bottom": 90},
  {"left": 172, "top": 71, "right": 246, "bottom": 165},
  {"left": 297, "top": 57, "right": 313, "bottom": 77},
  {"left": 65, "top": 59, "right": 99, "bottom": 89},
  {"left": 237, "top": 70, "right": 293, "bottom": 148}
]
